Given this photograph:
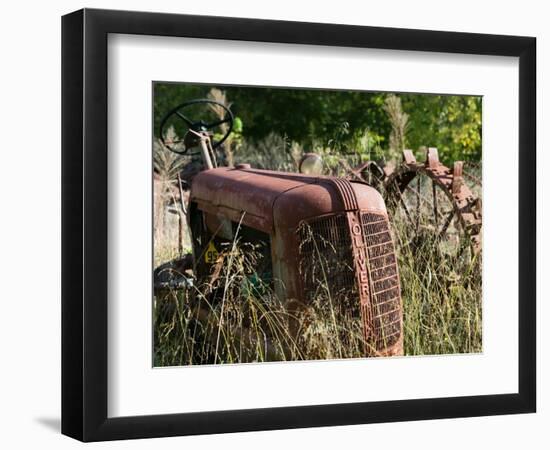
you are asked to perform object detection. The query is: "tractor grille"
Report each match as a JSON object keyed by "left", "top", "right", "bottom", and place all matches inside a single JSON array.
[
  {"left": 298, "top": 214, "right": 356, "bottom": 304},
  {"left": 360, "top": 212, "right": 401, "bottom": 350},
  {"left": 298, "top": 212, "right": 401, "bottom": 353}
]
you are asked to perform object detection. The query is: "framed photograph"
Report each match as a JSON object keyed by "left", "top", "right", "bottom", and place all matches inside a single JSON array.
[{"left": 62, "top": 8, "right": 536, "bottom": 441}]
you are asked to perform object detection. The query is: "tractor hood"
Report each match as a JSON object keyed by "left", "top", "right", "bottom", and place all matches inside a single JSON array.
[{"left": 190, "top": 166, "right": 386, "bottom": 233}]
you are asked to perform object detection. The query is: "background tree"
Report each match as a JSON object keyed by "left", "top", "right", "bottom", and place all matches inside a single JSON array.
[{"left": 154, "top": 83, "right": 482, "bottom": 164}]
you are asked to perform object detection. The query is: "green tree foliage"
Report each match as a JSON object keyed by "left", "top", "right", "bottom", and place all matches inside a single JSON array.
[
  {"left": 401, "top": 94, "right": 482, "bottom": 163},
  {"left": 153, "top": 83, "right": 481, "bottom": 163}
]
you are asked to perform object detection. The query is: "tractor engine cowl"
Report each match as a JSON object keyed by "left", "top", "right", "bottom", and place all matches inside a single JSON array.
[{"left": 190, "top": 166, "right": 403, "bottom": 356}]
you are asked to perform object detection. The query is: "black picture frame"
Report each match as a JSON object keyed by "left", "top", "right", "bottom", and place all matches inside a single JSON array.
[{"left": 61, "top": 8, "right": 536, "bottom": 442}]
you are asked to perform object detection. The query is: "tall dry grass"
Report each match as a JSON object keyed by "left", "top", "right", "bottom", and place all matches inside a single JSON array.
[
  {"left": 154, "top": 208, "right": 482, "bottom": 366},
  {"left": 154, "top": 235, "right": 368, "bottom": 366},
  {"left": 153, "top": 131, "right": 482, "bottom": 365}
]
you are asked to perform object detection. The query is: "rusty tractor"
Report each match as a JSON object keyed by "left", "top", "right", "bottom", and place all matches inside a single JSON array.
[{"left": 157, "top": 99, "right": 483, "bottom": 358}]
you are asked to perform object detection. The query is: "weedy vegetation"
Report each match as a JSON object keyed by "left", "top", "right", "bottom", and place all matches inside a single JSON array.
[
  {"left": 153, "top": 90, "right": 482, "bottom": 366},
  {"left": 154, "top": 229, "right": 369, "bottom": 366},
  {"left": 154, "top": 208, "right": 482, "bottom": 366}
]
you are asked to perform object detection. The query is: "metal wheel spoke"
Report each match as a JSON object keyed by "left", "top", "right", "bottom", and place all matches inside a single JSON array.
[
  {"left": 206, "top": 116, "right": 231, "bottom": 128},
  {"left": 439, "top": 210, "right": 456, "bottom": 237},
  {"left": 175, "top": 111, "right": 193, "bottom": 126},
  {"left": 415, "top": 176, "right": 420, "bottom": 232},
  {"left": 394, "top": 181, "right": 414, "bottom": 228},
  {"left": 404, "top": 184, "right": 445, "bottom": 220},
  {"left": 432, "top": 180, "right": 439, "bottom": 227}
]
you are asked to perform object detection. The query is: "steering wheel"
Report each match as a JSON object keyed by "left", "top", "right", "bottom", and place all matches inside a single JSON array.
[{"left": 159, "top": 99, "right": 234, "bottom": 155}]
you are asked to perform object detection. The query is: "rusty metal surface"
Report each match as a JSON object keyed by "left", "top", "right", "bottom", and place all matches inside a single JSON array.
[
  {"left": 360, "top": 212, "right": 402, "bottom": 355},
  {"left": 190, "top": 166, "right": 403, "bottom": 356},
  {"left": 191, "top": 167, "right": 387, "bottom": 231},
  {"left": 295, "top": 209, "right": 402, "bottom": 356},
  {"left": 330, "top": 178, "right": 401, "bottom": 355},
  {"left": 360, "top": 149, "right": 482, "bottom": 253},
  {"left": 191, "top": 168, "right": 317, "bottom": 233}
]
